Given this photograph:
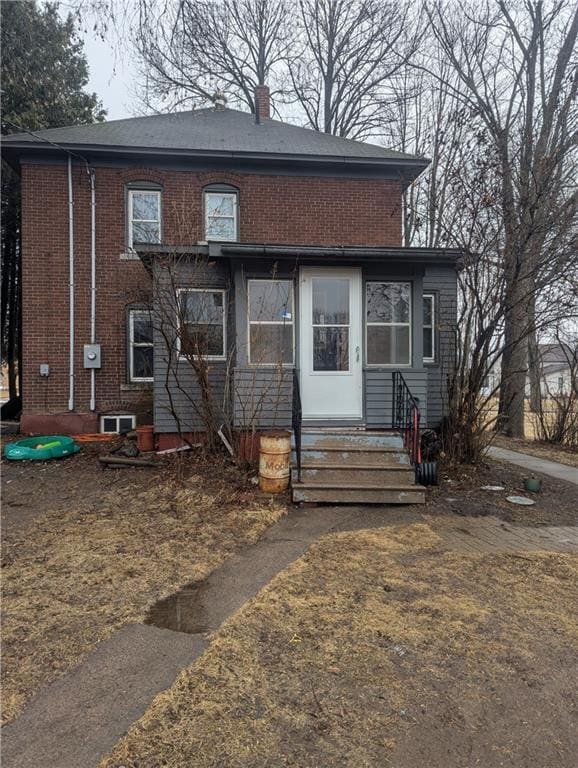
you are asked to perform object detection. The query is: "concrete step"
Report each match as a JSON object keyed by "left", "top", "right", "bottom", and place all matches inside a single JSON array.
[
  {"left": 297, "top": 431, "right": 403, "bottom": 451},
  {"left": 291, "top": 466, "right": 415, "bottom": 485},
  {"left": 292, "top": 447, "right": 411, "bottom": 467},
  {"left": 292, "top": 483, "right": 426, "bottom": 505}
]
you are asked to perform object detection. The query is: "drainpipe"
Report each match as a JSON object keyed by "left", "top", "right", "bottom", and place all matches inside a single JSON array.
[
  {"left": 89, "top": 168, "right": 96, "bottom": 412},
  {"left": 68, "top": 156, "right": 75, "bottom": 411}
]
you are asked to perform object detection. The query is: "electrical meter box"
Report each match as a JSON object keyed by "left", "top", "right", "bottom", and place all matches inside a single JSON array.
[{"left": 83, "top": 344, "right": 102, "bottom": 369}]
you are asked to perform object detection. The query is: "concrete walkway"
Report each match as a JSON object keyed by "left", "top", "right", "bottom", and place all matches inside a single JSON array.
[
  {"left": 487, "top": 445, "right": 578, "bottom": 485},
  {"left": 1, "top": 505, "right": 419, "bottom": 768}
]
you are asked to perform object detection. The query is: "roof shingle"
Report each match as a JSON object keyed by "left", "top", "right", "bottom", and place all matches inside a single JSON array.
[{"left": 2, "top": 106, "right": 426, "bottom": 167}]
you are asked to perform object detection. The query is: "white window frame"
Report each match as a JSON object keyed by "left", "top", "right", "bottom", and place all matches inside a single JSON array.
[
  {"left": 129, "top": 309, "right": 154, "bottom": 383},
  {"left": 247, "top": 279, "right": 295, "bottom": 366},
  {"left": 204, "top": 190, "right": 238, "bottom": 242},
  {"left": 365, "top": 281, "right": 412, "bottom": 367},
  {"left": 100, "top": 414, "right": 136, "bottom": 434},
  {"left": 423, "top": 294, "right": 435, "bottom": 364},
  {"left": 176, "top": 288, "right": 227, "bottom": 361},
  {"left": 128, "top": 189, "right": 161, "bottom": 249}
]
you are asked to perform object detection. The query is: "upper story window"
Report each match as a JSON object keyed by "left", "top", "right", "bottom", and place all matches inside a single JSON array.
[
  {"left": 423, "top": 294, "right": 435, "bottom": 363},
  {"left": 366, "top": 282, "right": 411, "bottom": 366},
  {"left": 204, "top": 185, "right": 238, "bottom": 241},
  {"left": 248, "top": 279, "right": 294, "bottom": 365},
  {"left": 128, "top": 188, "right": 161, "bottom": 248}
]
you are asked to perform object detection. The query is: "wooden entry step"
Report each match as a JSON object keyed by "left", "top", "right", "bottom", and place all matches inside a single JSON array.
[{"left": 291, "top": 430, "right": 425, "bottom": 505}]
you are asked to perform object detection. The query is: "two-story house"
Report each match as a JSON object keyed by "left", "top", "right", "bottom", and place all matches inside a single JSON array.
[{"left": 3, "top": 87, "right": 460, "bottom": 502}]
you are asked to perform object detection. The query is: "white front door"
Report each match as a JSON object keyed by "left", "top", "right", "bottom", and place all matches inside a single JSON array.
[{"left": 299, "top": 267, "right": 363, "bottom": 420}]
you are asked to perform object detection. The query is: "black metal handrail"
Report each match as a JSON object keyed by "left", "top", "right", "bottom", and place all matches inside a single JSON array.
[
  {"left": 292, "top": 368, "right": 302, "bottom": 482},
  {"left": 392, "top": 370, "right": 422, "bottom": 467}
]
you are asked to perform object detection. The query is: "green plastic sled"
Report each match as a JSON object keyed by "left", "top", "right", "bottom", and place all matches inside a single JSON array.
[{"left": 4, "top": 435, "right": 80, "bottom": 461}]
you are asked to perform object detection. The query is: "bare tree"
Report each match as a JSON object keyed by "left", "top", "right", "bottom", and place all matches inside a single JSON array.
[
  {"left": 285, "top": 0, "right": 422, "bottom": 139},
  {"left": 426, "top": 0, "right": 578, "bottom": 437},
  {"left": 133, "top": 0, "right": 293, "bottom": 112}
]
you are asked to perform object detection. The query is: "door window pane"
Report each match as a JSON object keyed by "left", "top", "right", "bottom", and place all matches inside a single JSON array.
[
  {"left": 312, "top": 279, "right": 349, "bottom": 325},
  {"left": 313, "top": 327, "right": 349, "bottom": 371}
]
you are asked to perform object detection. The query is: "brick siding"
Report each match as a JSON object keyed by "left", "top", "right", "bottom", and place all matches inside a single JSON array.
[{"left": 20, "top": 162, "right": 402, "bottom": 432}]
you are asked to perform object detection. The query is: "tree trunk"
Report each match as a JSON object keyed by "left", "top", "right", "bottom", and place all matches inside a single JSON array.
[
  {"left": 527, "top": 331, "right": 541, "bottom": 413},
  {"left": 499, "top": 271, "right": 529, "bottom": 438}
]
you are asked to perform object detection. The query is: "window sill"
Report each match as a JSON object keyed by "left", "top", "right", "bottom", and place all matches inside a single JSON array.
[
  {"left": 120, "top": 251, "right": 141, "bottom": 261},
  {"left": 121, "top": 382, "right": 153, "bottom": 391}
]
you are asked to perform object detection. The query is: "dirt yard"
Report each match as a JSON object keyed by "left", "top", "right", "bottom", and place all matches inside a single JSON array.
[
  {"left": 425, "top": 456, "right": 577, "bottom": 527},
  {"left": 0, "top": 443, "right": 286, "bottom": 724},
  {"left": 101, "top": 522, "right": 578, "bottom": 768}
]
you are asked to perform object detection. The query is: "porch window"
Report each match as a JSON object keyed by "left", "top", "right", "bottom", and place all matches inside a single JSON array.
[
  {"left": 204, "top": 188, "right": 238, "bottom": 241},
  {"left": 178, "top": 289, "right": 226, "bottom": 360},
  {"left": 366, "top": 282, "right": 411, "bottom": 365},
  {"left": 128, "top": 189, "right": 161, "bottom": 248},
  {"left": 248, "top": 279, "right": 294, "bottom": 364},
  {"left": 129, "top": 309, "right": 153, "bottom": 382},
  {"left": 423, "top": 294, "right": 435, "bottom": 363}
]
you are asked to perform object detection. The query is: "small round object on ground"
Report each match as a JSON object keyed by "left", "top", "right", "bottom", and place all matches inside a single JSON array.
[{"left": 506, "top": 495, "right": 536, "bottom": 506}]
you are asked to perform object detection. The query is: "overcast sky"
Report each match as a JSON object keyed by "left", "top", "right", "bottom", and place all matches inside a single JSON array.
[
  {"left": 83, "top": 33, "right": 138, "bottom": 120},
  {"left": 59, "top": 3, "right": 138, "bottom": 120}
]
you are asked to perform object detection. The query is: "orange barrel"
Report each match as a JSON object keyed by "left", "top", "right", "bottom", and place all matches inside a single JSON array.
[
  {"left": 259, "top": 430, "right": 291, "bottom": 493},
  {"left": 136, "top": 425, "right": 155, "bottom": 452}
]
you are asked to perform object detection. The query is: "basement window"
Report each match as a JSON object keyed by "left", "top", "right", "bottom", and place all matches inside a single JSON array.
[{"left": 100, "top": 414, "right": 136, "bottom": 434}]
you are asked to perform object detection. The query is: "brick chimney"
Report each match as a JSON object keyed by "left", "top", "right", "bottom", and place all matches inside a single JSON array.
[{"left": 254, "top": 85, "right": 271, "bottom": 121}]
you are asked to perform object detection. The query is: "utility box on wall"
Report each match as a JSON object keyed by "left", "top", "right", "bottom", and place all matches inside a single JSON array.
[{"left": 83, "top": 344, "right": 102, "bottom": 369}]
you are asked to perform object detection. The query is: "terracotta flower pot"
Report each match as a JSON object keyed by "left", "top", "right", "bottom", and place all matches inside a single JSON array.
[{"left": 136, "top": 425, "right": 155, "bottom": 452}]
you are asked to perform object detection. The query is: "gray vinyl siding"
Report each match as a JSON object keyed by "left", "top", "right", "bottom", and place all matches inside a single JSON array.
[
  {"left": 423, "top": 265, "right": 457, "bottom": 427},
  {"left": 365, "top": 368, "right": 428, "bottom": 427},
  {"left": 153, "top": 256, "right": 456, "bottom": 432},
  {"left": 233, "top": 367, "right": 292, "bottom": 428},
  {"left": 153, "top": 257, "right": 233, "bottom": 433}
]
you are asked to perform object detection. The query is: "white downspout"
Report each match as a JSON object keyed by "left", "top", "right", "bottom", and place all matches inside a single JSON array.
[
  {"left": 89, "top": 168, "right": 96, "bottom": 412},
  {"left": 68, "top": 156, "right": 75, "bottom": 411}
]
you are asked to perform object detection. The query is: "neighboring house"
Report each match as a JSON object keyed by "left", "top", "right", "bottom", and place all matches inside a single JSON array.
[
  {"left": 481, "top": 344, "right": 576, "bottom": 399},
  {"left": 3, "top": 87, "right": 460, "bottom": 500},
  {"left": 532, "top": 343, "right": 576, "bottom": 397}
]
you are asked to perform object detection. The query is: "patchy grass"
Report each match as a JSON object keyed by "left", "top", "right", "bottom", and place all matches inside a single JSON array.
[
  {"left": 1, "top": 455, "right": 285, "bottom": 724},
  {"left": 101, "top": 524, "right": 578, "bottom": 768}
]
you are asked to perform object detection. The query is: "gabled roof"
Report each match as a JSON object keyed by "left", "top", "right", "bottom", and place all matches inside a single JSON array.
[{"left": 1, "top": 107, "right": 428, "bottom": 178}]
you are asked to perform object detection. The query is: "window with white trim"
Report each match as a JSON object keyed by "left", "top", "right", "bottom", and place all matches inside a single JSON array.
[
  {"left": 423, "top": 294, "right": 435, "bottom": 363},
  {"left": 248, "top": 279, "right": 294, "bottom": 364},
  {"left": 178, "top": 289, "right": 226, "bottom": 360},
  {"left": 129, "top": 309, "right": 153, "bottom": 382},
  {"left": 366, "top": 282, "right": 411, "bottom": 365},
  {"left": 204, "top": 189, "right": 238, "bottom": 241},
  {"left": 100, "top": 414, "right": 136, "bottom": 434},
  {"left": 128, "top": 189, "right": 161, "bottom": 248}
]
